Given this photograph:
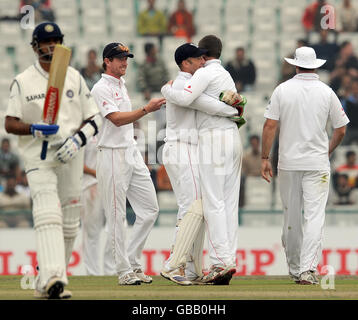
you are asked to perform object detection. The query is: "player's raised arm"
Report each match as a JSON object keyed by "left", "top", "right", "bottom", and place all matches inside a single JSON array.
[{"left": 191, "top": 93, "right": 237, "bottom": 117}]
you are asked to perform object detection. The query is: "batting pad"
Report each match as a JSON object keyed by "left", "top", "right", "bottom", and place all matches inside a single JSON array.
[
  {"left": 62, "top": 202, "right": 81, "bottom": 266},
  {"left": 191, "top": 221, "right": 205, "bottom": 277},
  {"left": 169, "top": 199, "right": 204, "bottom": 270},
  {"left": 32, "top": 190, "right": 67, "bottom": 289}
]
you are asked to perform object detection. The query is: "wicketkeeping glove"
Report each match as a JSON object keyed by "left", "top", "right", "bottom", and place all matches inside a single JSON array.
[
  {"left": 219, "top": 91, "right": 247, "bottom": 117},
  {"left": 229, "top": 115, "right": 246, "bottom": 129},
  {"left": 55, "top": 134, "right": 81, "bottom": 163},
  {"left": 30, "top": 123, "right": 59, "bottom": 138}
]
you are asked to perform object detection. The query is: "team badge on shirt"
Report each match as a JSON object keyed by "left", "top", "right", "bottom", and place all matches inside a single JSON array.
[{"left": 184, "top": 85, "right": 192, "bottom": 93}]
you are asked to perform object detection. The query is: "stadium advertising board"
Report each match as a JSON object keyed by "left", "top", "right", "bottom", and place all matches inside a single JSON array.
[{"left": 0, "top": 227, "right": 357, "bottom": 276}]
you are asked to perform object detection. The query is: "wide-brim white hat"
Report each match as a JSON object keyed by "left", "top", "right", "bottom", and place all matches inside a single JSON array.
[{"left": 284, "top": 46, "right": 326, "bottom": 69}]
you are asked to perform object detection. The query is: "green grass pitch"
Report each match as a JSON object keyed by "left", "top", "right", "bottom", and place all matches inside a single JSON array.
[{"left": 1, "top": 275, "right": 358, "bottom": 300}]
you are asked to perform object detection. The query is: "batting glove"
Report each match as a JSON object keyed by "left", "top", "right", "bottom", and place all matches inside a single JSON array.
[
  {"left": 30, "top": 123, "right": 59, "bottom": 138},
  {"left": 219, "top": 91, "right": 247, "bottom": 117},
  {"left": 55, "top": 134, "right": 81, "bottom": 163},
  {"left": 229, "top": 116, "right": 246, "bottom": 129}
]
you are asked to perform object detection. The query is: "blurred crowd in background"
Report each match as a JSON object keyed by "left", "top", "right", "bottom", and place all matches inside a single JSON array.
[{"left": 1, "top": 0, "right": 358, "bottom": 228}]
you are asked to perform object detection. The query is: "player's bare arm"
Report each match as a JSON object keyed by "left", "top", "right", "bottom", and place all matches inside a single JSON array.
[
  {"left": 5, "top": 116, "right": 59, "bottom": 138},
  {"left": 328, "top": 125, "right": 346, "bottom": 157},
  {"left": 261, "top": 118, "right": 278, "bottom": 183},
  {"left": 5, "top": 116, "right": 32, "bottom": 135},
  {"left": 106, "top": 97, "right": 165, "bottom": 127},
  {"left": 84, "top": 164, "right": 96, "bottom": 178}
]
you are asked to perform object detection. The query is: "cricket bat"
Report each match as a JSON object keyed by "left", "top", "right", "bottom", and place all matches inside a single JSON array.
[{"left": 40, "top": 44, "right": 72, "bottom": 160}]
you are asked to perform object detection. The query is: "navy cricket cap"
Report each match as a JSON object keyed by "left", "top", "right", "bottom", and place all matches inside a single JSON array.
[
  {"left": 174, "top": 43, "right": 208, "bottom": 66},
  {"left": 31, "top": 22, "right": 64, "bottom": 46},
  {"left": 102, "top": 43, "right": 134, "bottom": 60}
]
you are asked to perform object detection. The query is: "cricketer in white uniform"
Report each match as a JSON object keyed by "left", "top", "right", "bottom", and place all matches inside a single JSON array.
[
  {"left": 91, "top": 43, "right": 166, "bottom": 285},
  {"left": 161, "top": 35, "right": 243, "bottom": 284},
  {"left": 261, "top": 47, "right": 349, "bottom": 285},
  {"left": 5, "top": 22, "right": 101, "bottom": 299},
  {"left": 160, "top": 43, "right": 239, "bottom": 285},
  {"left": 81, "top": 135, "right": 115, "bottom": 275}
]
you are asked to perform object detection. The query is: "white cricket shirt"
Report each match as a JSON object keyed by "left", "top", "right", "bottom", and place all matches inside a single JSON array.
[
  {"left": 264, "top": 73, "right": 350, "bottom": 171},
  {"left": 91, "top": 74, "right": 136, "bottom": 148},
  {"left": 161, "top": 59, "right": 238, "bottom": 132},
  {"left": 165, "top": 71, "right": 237, "bottom": 144},
  {"left": 6, "top": 60, "right": 99, "bottom": 167}
]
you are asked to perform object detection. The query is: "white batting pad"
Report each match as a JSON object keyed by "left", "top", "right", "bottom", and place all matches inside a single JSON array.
[
  {"left": 191, "top": 221, "right": 205, "bottom": 277},
  {"left": 32, "top": 190, "right": 67, "bottom": 289},
  {"left": 62, "top": 202, "right": 82, "bottom": 266},
  {"left": 169, "top": 199, "right": 204, "bottom": 270}
]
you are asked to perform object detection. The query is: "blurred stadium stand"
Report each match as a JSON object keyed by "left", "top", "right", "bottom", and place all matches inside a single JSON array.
[{"left": 1, "top": 0, "right": 358, "bottom": 227}]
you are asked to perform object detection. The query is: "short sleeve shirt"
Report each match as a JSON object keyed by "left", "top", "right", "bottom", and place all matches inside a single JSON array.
[
  {"left": 264, "top": 73, "right": 350, "bottom": 171},
  {"left": 6, "top": 61, "right": 99, "bottom": 166},
  {"left": 91, "top": 74, "right": 136, "bottom": 148}
]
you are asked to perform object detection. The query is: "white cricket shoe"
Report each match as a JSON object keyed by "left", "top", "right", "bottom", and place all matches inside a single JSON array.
[
  {"left": 118, "top": 272, "right": 141, "bottom": 285},
  {"left": 160, "top": 267, "right": 192, "bottom": 286},
  {"left": 188, "top": 275, "right": 207, "bottom": 285},
  {"left": 202, "top": 265, "right": 236, "bottom": 284},
  {"left": 289, "top": 272, "right": 300, "bottom": 284},
  {"left": 133, "top": 269, "right": 152, "bottom": 284},
  {"left": 299, "top": 270, "right": 319, "bottom": 285}
]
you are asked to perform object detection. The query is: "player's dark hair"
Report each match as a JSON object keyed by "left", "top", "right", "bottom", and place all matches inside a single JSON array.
[
  {"left": 198, "top": 35, "right": 222, "bottom": 59},
  {"left": 297, "top": 66, "right": 315, "bottom": 72},
  {"left": 102, "top": 57, "right": 113, "bottom": 71}
]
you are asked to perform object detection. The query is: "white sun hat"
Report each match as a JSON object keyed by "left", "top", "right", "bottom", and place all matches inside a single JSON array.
[{"left": 284, "top": 46, "right": 326, "bottom": 69}]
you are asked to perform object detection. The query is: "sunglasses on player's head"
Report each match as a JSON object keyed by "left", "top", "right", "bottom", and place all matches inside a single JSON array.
[
  {"left": 115, "top": 44, "right": 129, "bottom": 52},
  {"left": 107, "top": 44, "right": 129, "bottom": 57}
]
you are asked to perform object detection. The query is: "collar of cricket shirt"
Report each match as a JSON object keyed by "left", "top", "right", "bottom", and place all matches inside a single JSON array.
[
  {"left": 102, "top": 73, "right": 126, "bottom": 86},
  {"left": 204, "top": 59, "right": 221, "bottom": 67},
  {"left": 294, "top": 73, "right": 319, "bottom": 80},
  {"left": 34, "top": 60, "right": 49, "bottom": 80},
  {"left": 178, "top": 71, "right": 192, "bottom": 79}
]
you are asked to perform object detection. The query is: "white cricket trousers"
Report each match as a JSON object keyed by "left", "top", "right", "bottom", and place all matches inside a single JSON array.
[
  {"left": 81, "top": 183, "right": 115, "bottom": 275},
  {"left": 198, "top": 128, "right": 242, "bottom": 267},
  {"left": 162, "top": 141, "right": 203, "bottom": 277},
  {"left": 96, "top": 146, "right": 159, "bottom": 277},
  {"left": 278, "top": 170, "right": 330, "bottom": 277}
]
